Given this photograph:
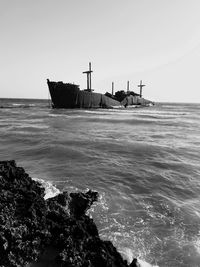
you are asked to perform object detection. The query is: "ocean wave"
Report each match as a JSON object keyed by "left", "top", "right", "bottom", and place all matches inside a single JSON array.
[
  {"left": 48, "top": 113, "right": 86, "bottom": 119},
  {"left": 119, "top": 247, "right": 159, "bottom": 266},
  {"left": 0, "top": 104, "right": 34, "bottom": 108},
  {"left": 12, "top": 103, "right": 36, "bottom": 107},
  {"left": 33, "top": 177, "right": 60, "bottom": 200},
  {"left": 88, "top": 191, "right": 109, "bottom": 214},
  {"left": 138, "top": 259, "right": 159, "bottom": 267},
  {"left": 13, "top": 124, "right": 49, "bottom": 130}
]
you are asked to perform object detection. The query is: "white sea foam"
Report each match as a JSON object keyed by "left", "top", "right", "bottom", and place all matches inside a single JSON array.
[
  {"left": 33, "top": 177, "right": 60, "bottom": 199},
  {"left": 88, "top": 191, "right": 109, "bottom": 214},
  {"left": 137, "top": 259, "right": 159, "bottom": 267},
  {"left": 12, "top": 103, "right": 24, "bottom": 106},
  {"left": 119, "top": 247, "right": 159, "bottom": 267}
]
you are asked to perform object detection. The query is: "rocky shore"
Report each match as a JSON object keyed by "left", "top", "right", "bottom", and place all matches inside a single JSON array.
[{"left": 0, "top": 161, "right": 139, "bottom": 267}]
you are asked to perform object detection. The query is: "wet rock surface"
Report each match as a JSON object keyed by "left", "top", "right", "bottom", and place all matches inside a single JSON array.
[{"left": 0, "top": 161, "right": 136, "bottom": 267}]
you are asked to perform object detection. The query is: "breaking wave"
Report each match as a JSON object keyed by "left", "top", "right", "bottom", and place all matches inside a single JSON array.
[{"left": 33, "top": 177, "right": 60, "bottom": 200}]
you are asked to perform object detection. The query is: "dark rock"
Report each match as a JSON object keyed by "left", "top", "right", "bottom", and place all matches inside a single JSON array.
[
  {"left": 0, "top": 161, "right": 135, "bottom": 267},
  {"left": 129, "top": 258, "right": 142, "bottom": 267},
  {"left": 69, "top": 190, "right": 98, "bottom": 218},
  {"left": 0, "top": 160, "right": 48, "bottom": 267}
]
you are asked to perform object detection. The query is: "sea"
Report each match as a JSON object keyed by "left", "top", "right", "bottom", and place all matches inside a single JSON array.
[{"left": 0, "top": 98, "right": 200, "bottom": 267}]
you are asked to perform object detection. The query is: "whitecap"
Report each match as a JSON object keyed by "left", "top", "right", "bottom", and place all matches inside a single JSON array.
[
  {"left": 118, "top": 247, "right": 159, "bottom": 267},
  {"left": 193, "top": 237, "right": 200, "bottom": 255},
  {"left": 33, "top": 177, "right": 60, "bottom": 200},
  {"left": 118, "top": 247, "right": 134, "bottom": 264},
  {"left": 88, "top": 191, "right": 109, "bottom": 214},
  {"left": 138, "top": 259, "right": 159, "bottom": 267}
]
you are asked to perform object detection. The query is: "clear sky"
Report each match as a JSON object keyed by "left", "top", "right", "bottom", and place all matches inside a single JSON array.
[{"left": 1, "top": 0, "right": 200, "bottom": 102}]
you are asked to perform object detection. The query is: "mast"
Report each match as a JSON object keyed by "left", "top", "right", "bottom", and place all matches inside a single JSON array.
[
  {"left": 112, "top": 82, "right": 114, "bottom": 96},
  {"left": 138, "top": 80, "right": 145, "bottom": 97},
  {"left": 83, "top": 62, "right": 93, "bottom": 91},
  {"left": 127, "top": 80, "right": 130, "bottom": 94}
]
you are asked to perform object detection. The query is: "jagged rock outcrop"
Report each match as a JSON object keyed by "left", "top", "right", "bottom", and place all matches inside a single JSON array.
[{"left": 0, "top": 161, "right": 136, "bottom": 267}]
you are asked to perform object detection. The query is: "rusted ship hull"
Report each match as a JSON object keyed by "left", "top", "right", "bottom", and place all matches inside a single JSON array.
[
  {"left": 47, "top": 80, "right": 122, "bottom": 109},
  {"left": 121, "top": 95, "right": 154, "bottom": 107}
]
